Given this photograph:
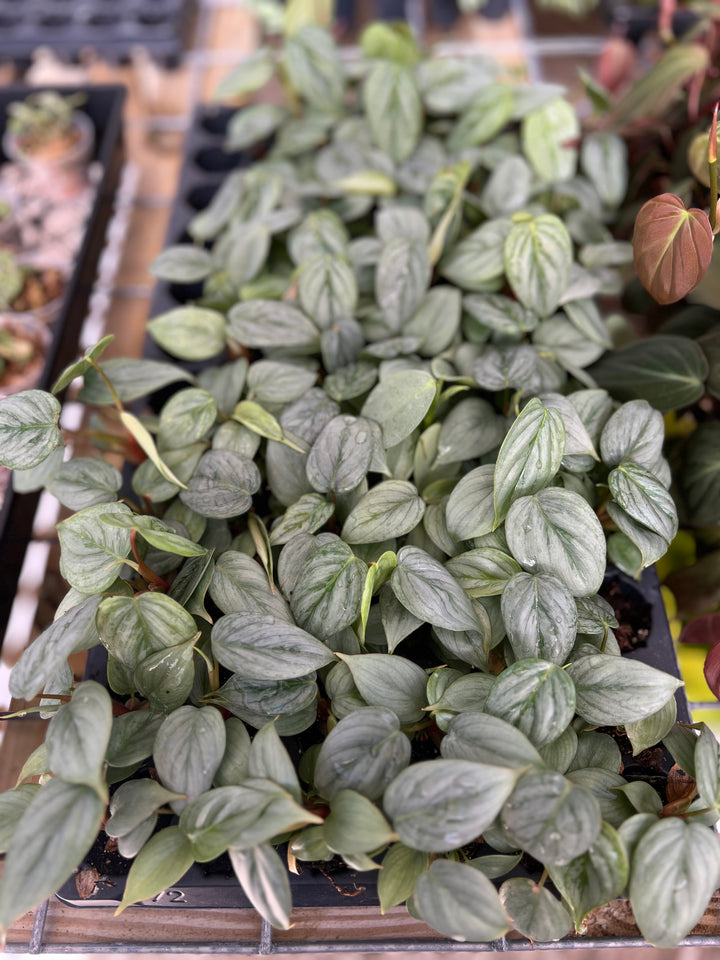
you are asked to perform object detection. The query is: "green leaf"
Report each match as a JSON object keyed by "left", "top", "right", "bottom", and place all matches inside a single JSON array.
[
  {"left": 445, "top": 464, "right": 495, "bottom": 541},
  {"left": 580, "top": 133, "right": 628, "bottom": 208},
  {"left": 154, "top": 706, "right": 226, "bottom": 810},
  {"left": 500, "top": 878, "right": 572, "bottom": 942},
  {"left": 391, "top": 545, "right": 479, "bottom": 631},
  {"left": 229, "top": 844, "right": 292, "bottom": 930},
  {"left": 375, "top": 237, "right": 431, "bottom": 331},
  {"left": 501, "top": 769, "right": 602, "bottom": 865},
  {"left": 0, "top": 389, "right": 62, "bottom": 469},
  {"left": 306, "top": 415, "right": 380, "bottom": 493},
  {"left": 436, "top": 397, "right": 504, "bottom": 466},
  {"left": 446, "top": 548, "right": 522, "bottom": 598},
  {"left": 48, "top": 457, "right": 122, "bottom": 511},
  {"left": 134, "top": 635, "right": 197, "bottom": 713},
  {"left": 214, "top": 718, "right": 252, "bottom": 787},
  {"left": 485, "top": 659, "right": 576, "bottom": 749},
  {"left": 79, "top": 358, "right": 193, "bottom": 405},
  {"left": 505, "top": 488, "right": 606, "bottom": 597},
  {"left": 412, "top": 859, "right": 509, "bottom": 942},
  {"left": 298, "top": 253, "right": 357, "bottom": 329},
  {"left": 693, "top": 723, "right": 720, "bottom": 809},
  {"left": 46, "top": 681, "right": 112, "bottom": 791},
  {"left": 342, "top": 480, "right": 425, "bottom": 544},
  {"left": 624, "top": 697, "right": 677, "bottom": 756},
  {"left": 269, "top": 494, "right": 334, "bottom": 546},
  {"left": 216, "top": 48, "right": 275, "bottom": 98},
  {"left": 212, "top": 611, "right": 336, "bottom": 680},
  {"left": 249, "top": 720, "right": 302, "bottom": 802},
  {"left": 385, "top": 759, "right": 519, "bottom": 853},
  {"left": 291, "top": 540, "right": 366, "bottom": 641},
  {"left": 682, "top": 422, "right": 720, "bottom": 526},
  {"left": 157, "top": 388, "right": 217, "bottom": 450},
  {"left": 364, "top": 62, "right": 422, "bottom": 165},
  {"left": 549, "top": 822, "right": 628, "bottom": 929},
  {"left": 589, "top": 335, "right": 708, "bottom": 412},
  {"left": 210, "top": 550, "right": 291, "bottom": 621},
  {"left": 630, "top": 818, "right": 720, "bottom": 946},
  {"left": 522, "top": 97, "right": 578, "bottom": 183},
  {"left": 439, "top": 219, "right": 511, "bottom": 292},
  {"left": 362, "top": 370, "right": 436, "bottom": 448},
  {"left": 568, "top": 731, "right": 621, "bottom": 774},
  {"left": 51, "top": 334, "right": 115, "bottom": 395},
  {"left": 148, "top": 307, "right": 226, "bottom": 361},
  {"left": 106, "top": 712, "right": 164, "bottom": 768},
  {"left": 314, "top": 706, "right": 411, "bottom": 801},
  {"left": 116, "top": 826, "right": 194, "bottom": 914},
  {"left": 106, "top": 780, "right": 185, "bottom": 838},
  {"left": 417, "top": 56, "right": 496, "bottom": 114},
  {"left": 57, "top": 501, "right": 132, "bottom": 594},
  {"left": 378, "top": 843, "right": 429, "bottom": 912},
  {"left": 288, "top": 209, "right": 349, "bottom": 265},
  {"left": 501, "top": 572, "right": 577, "bottom": 664},
  {"left": 227, "top": 300, "right": 319, "bottom": 351},
  {"left": 225, "top": 104, "right": 286, "bottom": 150},
  {"left": 97, "top": 591, "right": 197, "bottom": 670},
  {"left": 609, "top": 462, "right": 678, "bottom": 543},
  {"left": 600, "top": 399, "right": 664, "bottom": 469},
  {"left": 0, "top": 785, "right": 40, "bottom": 854},
  {"left": 493, "top": 398, "right": 565, "bottom": 526},
  {"left": 441, "top": 712, "right": 544, "bottom": 769},
  {"left": 9, "top": 594, "right": 102, "bottom": 700},
  {"left": 179, "top": 450, "right": 261, "bottom": 519},
  {"left": 0, "top": 779, "right": 105, "bottom": 932},
  {"left": 504, "top": 214, "right": 573, "bottom": 318},
  {"left": 336, "top": 653, "right": 426, "bottom": 724},
  {"left": 448, "top": 85, "right": 514, "bottom": 150},
  {"left": 150, "top": 245, "right": 213, "bottom": 283},
  {"left": 324, "top": 789, "right": 396, "bottom": 854},
  {"left": 180, "top": 781, "right": 321, "bottom": 861},
  {"left": 567, "top": 654, "right": 682, "bottom": 726},
  {"left": 284, "top": 26, "right": 345, "bottom": 112},
  {"left": 120, "top": 411, "right": 188, "bottom": 490}
]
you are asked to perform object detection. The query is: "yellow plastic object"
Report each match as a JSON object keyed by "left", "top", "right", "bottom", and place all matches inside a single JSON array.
[
  {"left": 655, "top": 530, "right": 697, "bottom": 583},
  {"left": 676, "top": 643, "right": 715, "bottom": 702}
]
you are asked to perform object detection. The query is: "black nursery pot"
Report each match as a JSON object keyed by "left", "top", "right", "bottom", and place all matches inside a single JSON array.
[
  {"left": 0, "top": 84, "right": 125, "bottom": 640},
  {"left": 0, "top": 0, "right": 196, "bottom": 67},
  {"left": 56, "top": 566, "right": 691, "bottom": 915}
]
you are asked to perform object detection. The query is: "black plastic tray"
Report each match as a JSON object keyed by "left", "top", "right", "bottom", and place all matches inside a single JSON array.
[
  {"left": 148, "top": 105, "right": 256, "bottom": 329},
  {"left": 0, "top": 0, "right": 196, "bottom": 68},
  {"left": 0, "top": 84, "right": 126, "bottom": 639},
  {"left": 600, "top": 0, "right": 698, "bottom": 43},
  {"left": 56, "top": 566, "right": 690, "bottom": 911}
]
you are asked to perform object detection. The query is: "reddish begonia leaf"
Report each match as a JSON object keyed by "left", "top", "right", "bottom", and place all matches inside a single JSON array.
[
  {"left": 680, "top": 613, "right": 720, "bottom": 647},
  {"left": 633, "top": 193, "right": 713, "bottom": 305},
  {"left": 703, "top": 642, "right": 720, "bottom": 700}
]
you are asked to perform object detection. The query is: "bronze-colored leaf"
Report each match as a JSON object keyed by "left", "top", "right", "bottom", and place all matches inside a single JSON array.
[
  {"left": 633, "top": 193, "right": 713, "bottom": 304},
  {"left": 704, "top": 642, "right": 720, "bottom": 700}
]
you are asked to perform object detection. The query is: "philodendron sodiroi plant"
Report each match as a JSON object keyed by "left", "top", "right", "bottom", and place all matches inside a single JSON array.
[{"left": 1, "top": 23, "right": 720, "bottom": 950}]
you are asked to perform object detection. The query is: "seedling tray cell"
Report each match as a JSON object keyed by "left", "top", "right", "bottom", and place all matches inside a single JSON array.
[{"left": 0, "top": 0, "right": 196, "bottom": 67}]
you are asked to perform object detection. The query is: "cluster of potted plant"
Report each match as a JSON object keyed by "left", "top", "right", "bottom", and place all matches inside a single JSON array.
[
  {"left": 1, "top": 22, "right": 719, "bottom": 950},
  {"left": 0, "top": 91, "right": 98, "bottom": 398}
]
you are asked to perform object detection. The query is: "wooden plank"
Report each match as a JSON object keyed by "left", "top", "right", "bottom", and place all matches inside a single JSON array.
[{"left": 6, "top": 891, "right": 720, "bottom": 948}]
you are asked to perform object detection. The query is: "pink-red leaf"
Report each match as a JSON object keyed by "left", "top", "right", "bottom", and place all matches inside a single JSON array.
[
  {"left": 704, "top": 642, "right": 720, "bottom": 699},
  {"left": 681, "top": 613, "right": 720, "bottom": 647},
  {"left": 633, "top": 193, "right": 713, "bottom": 305}
]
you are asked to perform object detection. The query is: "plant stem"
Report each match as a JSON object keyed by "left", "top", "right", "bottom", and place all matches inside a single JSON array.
[
  {"left": 86, "top": 357, "right": 124, "bottom": 414},
  {"left": 130, "top": 529, "right": 169, "bottom": 590}
]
